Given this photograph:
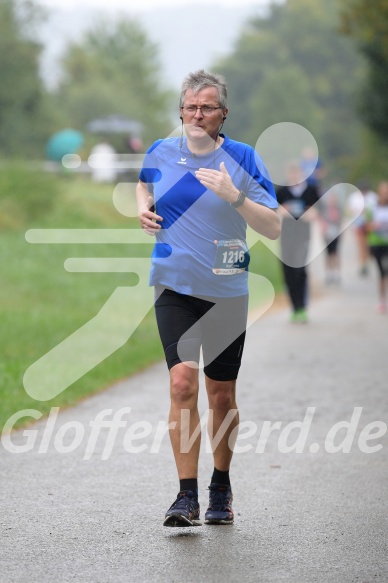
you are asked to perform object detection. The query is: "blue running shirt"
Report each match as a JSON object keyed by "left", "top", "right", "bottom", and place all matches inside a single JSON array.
[{"left": 139, "top": 135, "right": 277, "bottom": 297}]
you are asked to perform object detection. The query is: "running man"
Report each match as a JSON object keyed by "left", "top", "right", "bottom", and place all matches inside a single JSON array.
[{"left": 137, "top": 70, "right": 280, "bottom": 527}]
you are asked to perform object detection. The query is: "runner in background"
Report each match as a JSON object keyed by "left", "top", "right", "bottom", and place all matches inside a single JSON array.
[
  {"left": 318, "top": 187, "right": 344, "bottom": 285},
  {"left": 365, "top": 181, "right": 388, "bottom": 313},
  {"left": 276, "top": 162, "right": 320, "bottom": 323},
  {"left": 346, "top": 179, "right": 378, "bottom": 277}
]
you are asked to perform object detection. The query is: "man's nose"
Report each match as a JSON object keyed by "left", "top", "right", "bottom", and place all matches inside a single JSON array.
[{"left": 193, "top": 107, "right": 204, "bottom": 118}]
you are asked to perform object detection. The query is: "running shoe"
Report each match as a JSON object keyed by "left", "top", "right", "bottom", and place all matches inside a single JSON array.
[
  {"left": 163, "top": 490, "right": 201, "bottom": 527},
  {"left": 295, "top": 308, "right": 308, "bottom": 323},
  {"left": 290, "top": 309, "right": 308, "bottom": 323},
  {"left": 204, "top": 483, "right": 234, "bottom": 525}
]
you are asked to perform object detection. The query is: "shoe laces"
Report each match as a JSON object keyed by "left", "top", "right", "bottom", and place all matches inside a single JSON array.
[
  {"left": 208, "top": 485, "right": 231, "bottom": 510},
  {"left": 170, "top": 491, "right": 196, "bottom": 512}
]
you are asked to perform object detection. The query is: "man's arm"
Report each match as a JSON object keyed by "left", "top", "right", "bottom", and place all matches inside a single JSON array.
[
  {"left": 195, "top": 162, "right": 281, "bottom": 240},
  {"left": 136, "top": 180, "right": 163, "bottom": 236},
  {"left": 237, "top": 198, "right": 281, "bottom": 240}
]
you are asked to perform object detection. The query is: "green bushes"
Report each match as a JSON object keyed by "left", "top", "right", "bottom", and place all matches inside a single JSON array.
[{"left": 0, "top": 163, "right": 62, "bottom": 229}]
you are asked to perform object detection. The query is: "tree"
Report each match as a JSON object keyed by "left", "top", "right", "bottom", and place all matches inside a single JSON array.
[
  {"left": 0, "top": 0, "right": 52, "bottom": 157},
  {"left": 341, "top": 0, "right": 388, "bottom": 140},
  {"left": 213, "top": 0, "right": 364, "bottom": 169},
  {"left": 55, "top": 17, "right": 174, "bottom": 148},
  {"left": 246, "top": 64, "right": 321, "bottom": 148}
]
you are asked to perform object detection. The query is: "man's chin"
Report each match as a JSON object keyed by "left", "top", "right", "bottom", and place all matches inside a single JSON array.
[{"left": 186, "top": 125, "right": 207, "bottom": 138}]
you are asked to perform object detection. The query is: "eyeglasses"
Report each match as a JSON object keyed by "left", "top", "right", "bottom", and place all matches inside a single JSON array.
[{"left": 181, "top": 105, "right": 223, "bottom": 117}]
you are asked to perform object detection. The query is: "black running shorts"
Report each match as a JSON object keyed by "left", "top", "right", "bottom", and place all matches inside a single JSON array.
[
  {"left": 370, "top": 245, "right": 388, "bottom": 278},
  {"left": 154, "top": 286, "right": 248, "bottom": 381}
]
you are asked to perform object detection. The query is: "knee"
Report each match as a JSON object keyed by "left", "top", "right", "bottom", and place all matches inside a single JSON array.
[
  {"left": 170, "top": 366, "right": 198, "bottom": 407},
  {"left": 207, "top": 381, "right": 236, "bottom": 411}
]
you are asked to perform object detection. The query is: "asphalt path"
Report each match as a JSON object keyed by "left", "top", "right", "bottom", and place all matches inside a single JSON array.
[{"left": 1, "top": 229, "right": 387, "bottom": 583}]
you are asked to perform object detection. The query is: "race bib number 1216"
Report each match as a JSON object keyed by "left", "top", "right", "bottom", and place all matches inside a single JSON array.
[{"left": 212, "top": 239, "right": 250, "bottom": 275}]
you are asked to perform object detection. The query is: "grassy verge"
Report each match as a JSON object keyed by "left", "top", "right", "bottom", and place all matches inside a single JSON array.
[{"left": 0, "top": 173, "right": 283, "bottom": 430}]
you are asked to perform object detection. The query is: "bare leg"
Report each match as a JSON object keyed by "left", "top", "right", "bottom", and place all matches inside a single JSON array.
[
  {"left": 205, "top": 376, "right": 239, "bottom": 471},
  {"left": 169, "top": 362, "right": 201, "bottom": 479},
  {"left": 356, "top": 228, "right": 369, "bottom": 273},
  {"left": 378, "top": 276, "right": 388, "bottom": 306}
]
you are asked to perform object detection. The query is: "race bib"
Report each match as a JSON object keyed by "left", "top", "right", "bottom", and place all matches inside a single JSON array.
[{"left": 212, "top": 239, "right": 250, "bottom": 275}]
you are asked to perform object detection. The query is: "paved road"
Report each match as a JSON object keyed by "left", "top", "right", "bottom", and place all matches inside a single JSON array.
[{"left": 1, "top": 230, "right": 387, "bottom": 583}]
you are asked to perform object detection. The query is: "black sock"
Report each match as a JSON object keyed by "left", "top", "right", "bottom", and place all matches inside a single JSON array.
[
  {"left": 211, "top": 467, "right": 230, "bottom": 486},
  {"left": 180, "top": 478, "right": 198, "bottom": 498}
]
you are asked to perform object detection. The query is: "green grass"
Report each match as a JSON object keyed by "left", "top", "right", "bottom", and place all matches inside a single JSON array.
[{"left": 0, "top": 174, "right": 283, "bottom": 430}]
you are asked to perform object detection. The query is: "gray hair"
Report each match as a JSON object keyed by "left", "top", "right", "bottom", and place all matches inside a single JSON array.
[{"left": 179, "top": 69, "right": 228, "bottom": 109}]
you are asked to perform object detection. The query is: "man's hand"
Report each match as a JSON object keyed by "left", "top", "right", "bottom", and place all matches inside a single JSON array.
[
  {"left": 195, "top": 162, "right": 240, "bottom": 204},
  {"left": 196, "top": 161, "right": 280, "bottom": 239},
  {"left": 138, "top": 195, "right": 163, "bottom": 236}
]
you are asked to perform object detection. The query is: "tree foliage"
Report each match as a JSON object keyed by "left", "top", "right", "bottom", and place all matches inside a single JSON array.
[
  {"left": 0, "top": 3, "right": 174, "bottom": 156},
  {"left": 341, "top": 0, "right": 388, "bottom": 140},
  {"left": 55, "top": 17, "right": 174, "bottom": 148},
  {"left": 214, "top": 0, "right": 364, "bottom": 167},
  {"left": 0, "top": 0, "right": 53, "bottom": 157}
]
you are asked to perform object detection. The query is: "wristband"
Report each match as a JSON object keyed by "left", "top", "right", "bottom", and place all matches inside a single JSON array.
[{"left": 231, "top": 190, "right": 247, "bottom": 208}]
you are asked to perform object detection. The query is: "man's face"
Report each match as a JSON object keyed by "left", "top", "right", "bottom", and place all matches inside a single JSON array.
[{"left": 181, "top": 87, "right": 227, "bottom": 143}]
